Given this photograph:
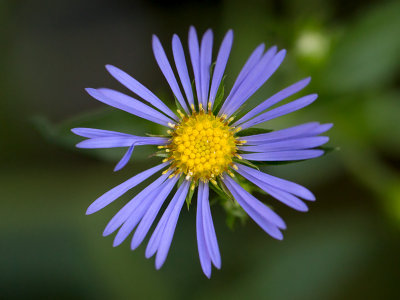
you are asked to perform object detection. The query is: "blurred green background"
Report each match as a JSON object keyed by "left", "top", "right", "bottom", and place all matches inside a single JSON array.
[{"left": 1, "top": 0, "right": 400, "bottom": 299}]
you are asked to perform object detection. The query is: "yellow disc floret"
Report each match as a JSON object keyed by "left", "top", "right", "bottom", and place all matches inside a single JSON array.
[{"left": 167, "top": 110, "right": 238, "bottom": 181}]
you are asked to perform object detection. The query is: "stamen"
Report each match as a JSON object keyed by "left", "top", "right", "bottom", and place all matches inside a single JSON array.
[
  {"left": 168, "top": 122, "right": 176, "bottom": 128},
  {"left": 177, "top": 110, "right": 185, "bottom": 118}
]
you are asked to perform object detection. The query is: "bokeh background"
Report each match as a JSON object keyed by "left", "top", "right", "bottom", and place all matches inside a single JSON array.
[{"left": 1, "top": 0, "right": 400, "bottom": 299}]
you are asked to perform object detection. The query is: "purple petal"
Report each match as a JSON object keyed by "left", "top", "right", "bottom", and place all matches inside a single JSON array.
[
  {"left": 201, "top": 182, "right": 221, "bottom": 269},
  {"left": 86, "top": 162, "right": 169, "bottom": 215},
  {"left": 236, "top": 167, "right": 309, "bottom": 211},
  {"left": 112, "top": 185, "right": 163, "bottom": 247},
  {"left": 155, "top": 180, "right": 190, "bottom": 269},
  {"left": 152, "top": 35, "right": 189, "bottom": 114},
  {"left": 188, "top": 26, "right": 202, "bottom": 106},
  {"left": 196, "top": 182, "right": 212, "bottom": 278},
  {"left": 130, "top": 176, "right": 179, "bottom": 250},
  {"left": 224, "top": 49, "right": 286, "bottom": 117},
  {"left": 221, "top": 46, "right": 278, "bottom": 116},
  {"left": 105, "top": 64, "right": 178, "bottom": 121},
  {"left": 103, "top": 171, "right": 171, "bottom": 236},
  {"left": 238, "top": 136, "right": 329, "bottom": 152},
  {"left": 224, "top": 176, "right": 285, "bottom": 239},
  {"left": 209, "top": 30, "right": 233, "bottom": 108},
  {"left": 236, "top": 164, "right": 315, "bottom": 201},
  {"left": 239, "top": 94, "right": 318, "bottom": 130},
  {"left": 307, "top": 123, "right": 334, "bottom": 136},
  {"left": 71, "top": 128, "right": 131, "bottom": 138},
  {"left": 172, "top": 35, "right": 194, "bottom": 107},
  {"left": 234, "top": 77, "right": 311, "bottom": 126},
  {"left": 145, "top": 179, "right": 190, "bottom": 259},
  {"left": 76, "top": 136, "right": 168, "bottom": 149},
  {"left": 113, "top": 143, "right": 135, "bottom": 172},
  {"left": 219, "top": 43, "right": 265, "bottom": 114},
  {"left": 86, "top": 88, "right": 173, "bottom": 127},
  {"left": 199, "top": 29, "right": 213, "bottom": 107},
  {"left": 239, "top": 122, "right": 321, "bottom": 144},
  {"left": 241, "top": 149, "right": 324, "bottom": 161}
]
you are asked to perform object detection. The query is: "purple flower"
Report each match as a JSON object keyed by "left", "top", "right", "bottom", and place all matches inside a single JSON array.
[{"left": 72, "top": 27, "right": 332, "bottom": 278}]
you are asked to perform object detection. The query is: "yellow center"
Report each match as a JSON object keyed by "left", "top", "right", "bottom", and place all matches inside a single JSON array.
[{"left": 166, "top": 111, "right": 238, "bottom": 182}]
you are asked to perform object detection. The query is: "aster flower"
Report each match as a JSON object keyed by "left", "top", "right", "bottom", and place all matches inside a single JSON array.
[{"left": 72, "top": 26, "right": 332, "bottom": 278}]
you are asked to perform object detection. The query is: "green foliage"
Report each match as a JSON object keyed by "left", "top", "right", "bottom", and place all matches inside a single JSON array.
[
  {"left": 212, "top": 76, "right": 226, "bottom": 114},
  {"left": 235, "top": 127, "right": 273, "bottom": 137}
]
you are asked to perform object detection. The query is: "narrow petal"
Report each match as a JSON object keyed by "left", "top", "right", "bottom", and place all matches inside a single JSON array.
[
  {"left": 209, "top": 30, "right": 233, "bottom": 108},
  {"left": 236, "top": 164, "right": 315, "bottom": 201},
  {"left": 130, "top": 176, "right": 179, "bottom": 250},
  {"left": 238, "top": 136, "right": 329, "bottom": 152},
  {"left": 71, "top": 128, "right": 131, "bottom": 138},
  {"left": 103, "top": 171, "right": 171, "bottom": 236},
  {"left": 76, "top": 136, "right": 168, "bottom": 149},
  {"left": 188, "top": 26, "right": 202, "bottom": 105},
  {"left": 225, "top": 49, "right": 286, "bottom": 117},
  {"left": 219, "top": 43, "right": 265, "bottom": 114},
  {"left": 145, "top": 199, "right": 173, "bottom": 258},
  {"left": 86, "top": 88, "right": 173, "bottom": 127},
  {"left": 239, "top": 122, "right": 321, "bottom": 144},
  {"left": 154, "top": 180, "right": 190, "bottom": 269},
  {"left": 224, "top": 176, "right": 285, "bottom": 239},
  {"left": 236, "top": 167, "right": 308, "bottom": 211},
  {"left": 86, "top": 162, "right": 169, "bottom": 215},
  {"left": 239, "top": 94, "right": 318, "bottom": 130},
  {"left": 234, "top": 77, "right": 311, "bottom": 126},
  {"left": 145, "top": 179, "right": 192, "bottom": 259},
  {"left": 199, "top": 29, "right": 213, "bottom": 107},
  {"left": 307, "top": 123, "right": 334, "bottom": 136},
  {"left": 152, "top": 35, "right": 189, "bottom": 114},
  {"left": 172, "top": 35, "right": 194, "bottom": 107},
  {"left": 196, "top": 182, "right": 212, "bottom": 278},
  {"left": 241, "top": 149, "right": 324, "bottom": 161},
  {"left": 221, "top": 46, "right": 278, "bottom": 116},
  {"left": 201, "top": 183, "right": 221, "bottom": 269},
  {"left": 105, "top": 64, "right": 178, "bottom": 121},
  {"left": 112, "top": 185, "right": 163, "bottom": 247},
  {"left": 114, "top": 143, "right": 135, "bottom": 172}
]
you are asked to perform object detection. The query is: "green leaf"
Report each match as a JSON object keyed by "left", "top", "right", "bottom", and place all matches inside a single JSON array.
[
  {"left": 150, "top": 150, "right": 168, "bottom": 158},
  {"left": 174, "top": 96, "right": 184, "bottom": 113},
  {"left": 185, "top": 184, "right": 195, "bottom": 210},
  {"left": 209, "top": 181, "right": 230, "bottom": 200},
  {"left": 176, "top": 175, "right": 185, "bottom": 188},
  {"left": 235, "top": 127, "right": 273, "bottom": 137},
  {"left": 233, "top": 157, "right": 260, "bottom": 170},
  {"left": 212, "top": 76, "right": 226, "bottom": 114}
]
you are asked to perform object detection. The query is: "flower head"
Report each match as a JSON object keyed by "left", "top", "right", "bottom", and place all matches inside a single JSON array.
[{"left": 72, "top": 26, "right": 332, "bottom": 278}]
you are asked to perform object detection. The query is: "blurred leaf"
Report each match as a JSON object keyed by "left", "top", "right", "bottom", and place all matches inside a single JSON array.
[
  {"left": 321, "top": 1, "right": 400, "bottom": 93},
  {"left": 235, "top": 127, "right": 273, "bottom": 137},
  {"left": 32, "top": 108, "right": 163, "bottom": 162}
]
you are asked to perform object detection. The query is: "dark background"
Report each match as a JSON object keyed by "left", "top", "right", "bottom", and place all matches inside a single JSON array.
[{"left": 1, "top": 0, "right": 400, "bottom": 299}]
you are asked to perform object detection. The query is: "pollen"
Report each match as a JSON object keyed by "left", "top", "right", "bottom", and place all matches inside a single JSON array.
[{"left": 167, "top": 111, "right": 238, "bottom": 181}]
